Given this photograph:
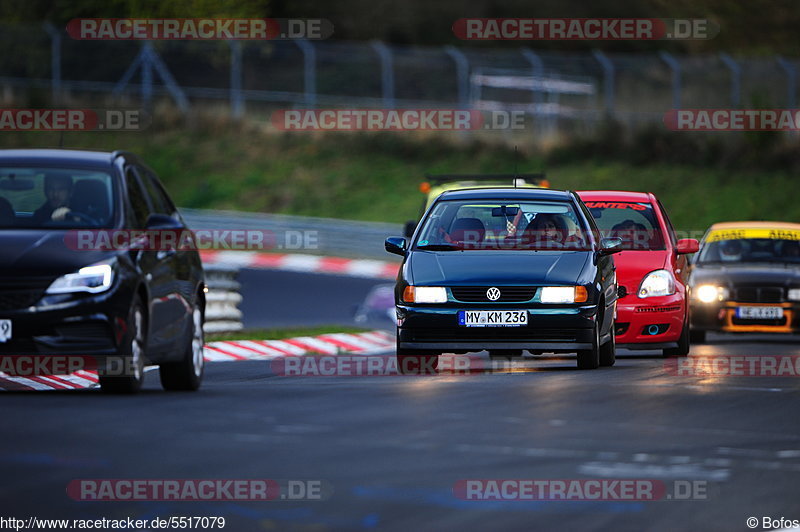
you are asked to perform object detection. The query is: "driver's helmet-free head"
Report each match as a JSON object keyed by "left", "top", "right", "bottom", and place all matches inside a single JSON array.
[{"left": 719, "top": 239, "right": 743, "bottom": 261}]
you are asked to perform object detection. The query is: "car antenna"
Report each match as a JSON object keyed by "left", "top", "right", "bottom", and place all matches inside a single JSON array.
[{"left": 513, "top": 145, "right": 518, "bottom": 188}]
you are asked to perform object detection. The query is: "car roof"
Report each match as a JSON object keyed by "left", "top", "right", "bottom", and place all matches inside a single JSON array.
[
  {"left": 708, "top": 221, "right": 800, "bottom": 231},
  {"left": 0, "top": 148, "right": 123, "bottom": 169},
  {"left": 576, "top": 190, "right": 653, "bottom": 202},
  {"left": 438, "top": 187, "right": 573, "bottom": 201}
]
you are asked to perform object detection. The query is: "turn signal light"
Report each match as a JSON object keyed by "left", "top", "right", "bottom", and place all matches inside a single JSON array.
[
  {"left": 575, "top": 286, "right": 588, "bottom": 303},
  {"left": 419, "top": 182, "right": 431, "bottom": 194}
]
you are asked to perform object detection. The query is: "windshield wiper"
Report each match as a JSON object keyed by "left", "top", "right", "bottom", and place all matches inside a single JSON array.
[{"left": 416, "top": 243, "right": 462, "bottom": 251}]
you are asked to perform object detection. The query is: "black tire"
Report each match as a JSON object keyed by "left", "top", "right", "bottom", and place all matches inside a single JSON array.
[
  {"left": 577, "top": 322, "right": 600, "bottom": 370},
  {"left": 396, "top": 340, "right": 439, "bottom": 374},
  {"left": 689, "top": 329, "right": 706, "bottom": 344},
  {"left": 160, "top": 300, "right": 205, "bottom": 391},
  {"left": 99, "top": 296, "right": 146, "bottom": 394},
  {"left": 664, "top": 320, "right": 691, "bottom": 357},
  {"left": 599, "top": 326, "right": 616, "bottom": 367}
]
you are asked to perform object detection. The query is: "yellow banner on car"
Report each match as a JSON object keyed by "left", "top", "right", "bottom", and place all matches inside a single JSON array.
[{"left": 706, "top": 228, "right": 800, "bottom": 242}]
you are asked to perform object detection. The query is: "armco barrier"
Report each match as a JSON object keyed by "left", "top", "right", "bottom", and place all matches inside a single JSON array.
[
  {"left": 181, "top": 208, "right": 404, "bottom": 260},
  {"left": 203, "top": 263, "right": 243, "bottom": 334}
]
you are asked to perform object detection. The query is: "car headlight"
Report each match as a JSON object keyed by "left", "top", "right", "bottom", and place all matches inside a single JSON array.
[
  {"left": 402, "top": 286, "right": 447, "bottom": 303},
  {"left": 694, "top": 284, "right": 729, "bottom": 303},
  {"left": 46, "top": 260, "right": 115, "bottom": 294},
  {"left": 638, "top": 270, "right": 675, "bottom": 298},
  {"left": 788, "top": 288, "right": 800, "bottom": 301},
  {"left": 539, "top": 286, "right": 588, "bottom": 304}
]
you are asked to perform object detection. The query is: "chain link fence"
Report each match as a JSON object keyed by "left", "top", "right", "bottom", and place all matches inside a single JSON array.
[{"left": 1, "top": 23, "right": 799, "bottom": 136}]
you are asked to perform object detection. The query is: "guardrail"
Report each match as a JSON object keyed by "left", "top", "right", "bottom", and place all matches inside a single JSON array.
[
  {"left": 181, "top": 208, "right": 404, "bottom": 260},
  {"left": 203, "top": 264, "right": 244, "bottom": 334}
]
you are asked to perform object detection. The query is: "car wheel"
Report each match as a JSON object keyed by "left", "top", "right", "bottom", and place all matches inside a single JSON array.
[
  {"left": 664, "top": 321, "right": 691, "bottom": 358},
  {"left": 689, "top": 329, "right": 706, "bottom": 344},
  {"left": 99, "top": 296, "right": 146, "bottom": 394},
  {"left": 599, "top": 326, "right": 616, "bottom": 367},
  {"left": 396, "top": 339, "right": 439, "bottom": 375},
  {"left": 160, "top": 301, "right": 205, "bottom": 391},
  {"left": 577, "top": 322, "right": 600, "bottom": 370}
]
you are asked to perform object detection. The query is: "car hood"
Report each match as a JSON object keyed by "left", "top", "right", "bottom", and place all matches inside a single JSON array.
[
  {"left": 408, "top": 251, "right": 591, "bottom": 285},
  {"left": 612, "top": 250, "right": 669, "bottom": 291},
  {"left": 0, "top": 230, "right": 116, "bottom": 278},
  {"left": 690, "top": 263, "right": 800, "bottom": 287}
]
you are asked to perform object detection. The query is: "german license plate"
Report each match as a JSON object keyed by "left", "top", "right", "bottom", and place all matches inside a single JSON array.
[
  {"left": 458, "top": 310, "right": 527, "bottom": 327},
  {"left": 736, "top": 306, "right": 784, "bottom": 320},
  {"left": 0, "top": 319, "right": 10, "bottom": 343}
]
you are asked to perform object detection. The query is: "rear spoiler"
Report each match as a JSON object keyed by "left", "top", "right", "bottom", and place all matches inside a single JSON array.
[{"left": 423, "top": 173, "right": 549, "bottom": 187}]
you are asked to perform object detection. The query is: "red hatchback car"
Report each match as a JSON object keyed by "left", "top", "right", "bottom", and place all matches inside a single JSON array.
[{"left": 578, "top": 191, "right": 699, "bottom": 357}]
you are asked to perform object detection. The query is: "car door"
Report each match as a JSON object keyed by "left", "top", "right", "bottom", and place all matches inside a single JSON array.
[
  {"left": 124, "top": 165, "right": 177, "bottom": 358},
  {"left": 138, "top": 166, "right": 195, "bottom": 353}
]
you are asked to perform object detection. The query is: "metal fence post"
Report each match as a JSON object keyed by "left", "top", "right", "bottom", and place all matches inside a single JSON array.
[
  {"left": 592, "top": 50, "right": 615, "bottom": 116},
  {"left": 229, "top": 41, "right": 244, "bottom": 118},
  {"left": 444, "top": 45, "right": 469, "bottom": 108},
  {"left": 294, "top": 40, "right": 317, "bottom": 107},
  {"left": 719, "top": 53, "right": 741, "bottom": 107},
  {"left": 43, "top": 23, "right": 62, "bottom": 104},
  {"left": 371, "top": 41, "right": 395, "bottom": 108},
  {"left": 659, "top": 51, "right": 682, "bottom": 109},
  {"left": 141, "top": 43, "right": 154, "bottom": 111},
  {"left": 776, "top": 56, "right": 797, "bottom": 109},
  {"left": 521, "top": 48, "right": 547, "bottom": 134}
]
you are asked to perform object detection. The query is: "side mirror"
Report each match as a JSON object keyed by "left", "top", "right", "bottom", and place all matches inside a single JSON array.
[
  {"left": 676, "top": 238, "right": 700, "bottom": 254},
  {"left": 599, "top": 237, "right": 623, "bottom": 255},
  {"left": 385, "top": 237, "right": 407, "bottom": 256},
  {"left": 403, "top": 220, "right": 417, "bottom": 238},
  {"left": 145, "top": 213, "right": 183, "bottom": 230}
]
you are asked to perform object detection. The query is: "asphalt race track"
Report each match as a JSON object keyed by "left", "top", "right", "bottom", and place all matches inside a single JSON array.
[{"left": 3, "top": 270, "right": 800, "bottom": 531}]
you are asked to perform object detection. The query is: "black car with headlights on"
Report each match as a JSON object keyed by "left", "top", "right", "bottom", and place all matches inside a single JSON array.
[
  {"left": 0, "top": 149, "right": 205, "bottom": 393},
  {"left": 385, "top": 187, "right": 622, "bottom": 372},
  {"left": 689, "top": 221, "right": 800, "bottom": 342}
]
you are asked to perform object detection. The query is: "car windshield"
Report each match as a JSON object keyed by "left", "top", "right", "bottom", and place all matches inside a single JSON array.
[
  {"left": 414, "top": 199, "right": 592, "bottom": 251},
  {"left": 697, "top": 238, "right": 800, "bottom": 264},
  {"left": 584, "top": 201, "right": 665, "bottom": 250},
  {"left": 0, "top": 167, "right": 115, "bottom": 229}
]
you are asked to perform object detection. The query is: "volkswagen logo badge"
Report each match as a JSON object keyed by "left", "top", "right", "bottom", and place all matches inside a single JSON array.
[{"left": 486, "top": 287, "right": 501, "bottom": 301}]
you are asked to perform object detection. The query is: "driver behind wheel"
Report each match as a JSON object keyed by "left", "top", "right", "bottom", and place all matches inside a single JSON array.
[{"left": 32, "top": 173, "right": 73, "bottom": 223}]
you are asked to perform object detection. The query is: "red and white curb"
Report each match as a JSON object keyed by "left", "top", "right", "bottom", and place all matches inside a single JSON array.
[
  {"left": 200, "top": 250, "right": 399, "bottom": 280},
  {"left": 0, "top": 330, "right": 394, "bottom": 391}
]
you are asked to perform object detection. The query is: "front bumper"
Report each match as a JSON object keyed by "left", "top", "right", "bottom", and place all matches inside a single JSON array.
[
  {"left": 614, "top": 293, "right": 685, "bottom": 349},
  {"left": 0, "top": 287, "right": 129, "bottom": 358},
  {"left": 396, "top": 304, "right": 598, "bottom": 353},
  {"left": 691, "top": 301, "right": 800, "bottom": 333}
]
